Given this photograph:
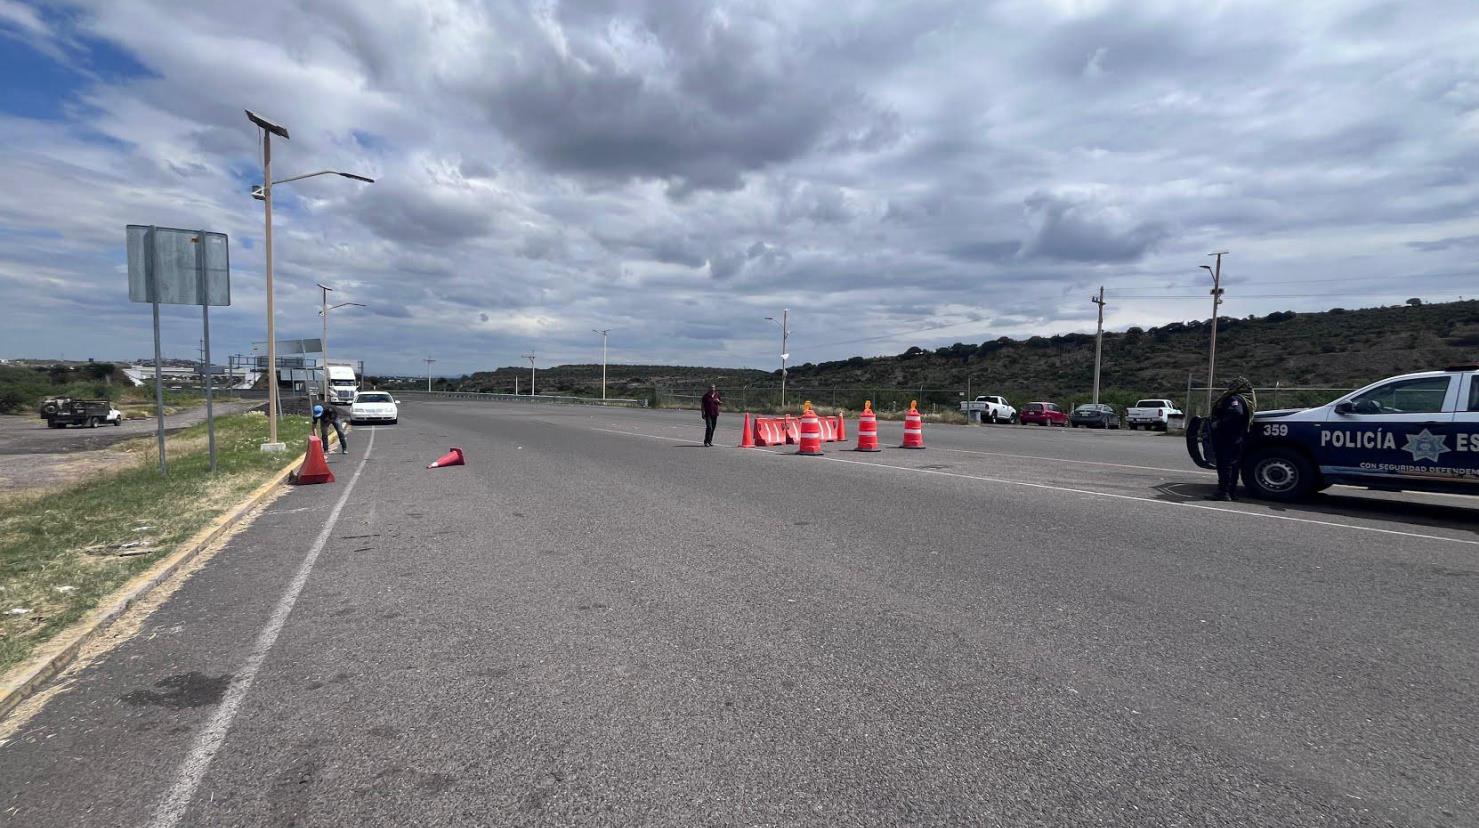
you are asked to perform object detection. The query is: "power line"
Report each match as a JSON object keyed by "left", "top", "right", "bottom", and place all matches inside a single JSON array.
[{"left": 1111, "top": 290, "right": 1473, "bottom": 299}]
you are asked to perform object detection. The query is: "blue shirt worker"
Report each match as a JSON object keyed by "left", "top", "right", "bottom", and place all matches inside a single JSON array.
[
  {"left": 313, "top": 403, "right": 348, "bottom": 455},
  {"left": 1206, "top": 377, "right": 1254, "bottom": 500}
]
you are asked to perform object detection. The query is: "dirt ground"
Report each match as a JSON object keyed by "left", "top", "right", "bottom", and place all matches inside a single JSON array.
[{"left": 0, "top": 401, "right": 263, "bottom": 500}]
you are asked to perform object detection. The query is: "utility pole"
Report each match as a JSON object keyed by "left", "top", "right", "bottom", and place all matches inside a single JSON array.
[
  {"left": 1091, "top": 286, "right": 1106, "bottom": 405},
  {"left": 424, "top": 357, "right": 436, "bottom": 392},
  {"left": 593, "top": 329, "right": 609, "bottom": 401},
  {"left": 1201, "top": 251, "right": 1228, "bottom": 412},
  {"left": 317, "top": 283, "right": 333, "bottom": 402},
  {"left": 522, "top": 352, "right": 537, "bottom": 396}
]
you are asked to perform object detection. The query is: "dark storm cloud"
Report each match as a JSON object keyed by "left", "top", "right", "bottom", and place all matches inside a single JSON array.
[
  {"left": 469, "top": 3, "right": 882, "bottom": 193},
  {"left": 1409, "top": 235, "right": 1479, "bottom": 253},
  {"left": 352, "top": 183, "right": 493, "bottom": 246},
  {"left": 1017, "top": 192, "right": 1167, "bottom": 264}
]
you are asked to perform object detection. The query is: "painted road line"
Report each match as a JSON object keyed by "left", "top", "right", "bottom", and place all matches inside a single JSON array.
[
  {"left": 939, "top": 447, "right": 1215, "bottom": 476},
  {"left": 587, "top": 423, "right": 1475, "bottom": 545},
  {"left": 795, "top": 451, "right": 1479, "bottom": 547},
  {"left": 150, "top": 427, "right": 378, "bottom": 828}
]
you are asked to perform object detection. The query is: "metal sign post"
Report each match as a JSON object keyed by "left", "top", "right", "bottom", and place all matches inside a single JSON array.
[
  {"left": 147, "top": 227, "right": 167, "bottom": 474},
  {"left": 195, "top": 234, "right": 216, "bottom": 471},
  {"left": 127, "top": 225, "right": 230, "bottom": 475}
]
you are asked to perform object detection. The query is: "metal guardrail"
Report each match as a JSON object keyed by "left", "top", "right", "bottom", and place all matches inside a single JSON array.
[{"left": 396, "top": 390, "right": 647, "bottom": 408}]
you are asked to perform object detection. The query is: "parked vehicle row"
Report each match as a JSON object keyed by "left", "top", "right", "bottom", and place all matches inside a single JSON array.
[{"left": 960, "top": 395, "right": 1178, "bottom": 430}]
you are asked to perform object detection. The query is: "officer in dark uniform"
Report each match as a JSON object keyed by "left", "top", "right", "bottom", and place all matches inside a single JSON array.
[{"left": 1206, "top": 377, "right": 1254, "bottom": 500}]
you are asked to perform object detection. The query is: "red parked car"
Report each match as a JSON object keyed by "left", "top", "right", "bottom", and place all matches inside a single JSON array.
[{"left": 1020, "top": 401, "right": 1068, "bottom": 426}]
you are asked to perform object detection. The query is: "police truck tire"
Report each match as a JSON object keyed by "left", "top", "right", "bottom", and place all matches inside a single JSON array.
[{"left": 1243, "top": 447, "right": 1318, "bottom": 502}]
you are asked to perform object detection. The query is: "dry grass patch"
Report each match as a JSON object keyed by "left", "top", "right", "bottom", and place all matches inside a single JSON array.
[{"left": 0, "top": 412, "right": 310, "bottom": 673}]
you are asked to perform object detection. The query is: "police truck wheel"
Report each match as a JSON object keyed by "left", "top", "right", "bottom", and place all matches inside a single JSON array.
[{"left": 1243, "top": 447, "right": 1318, "bottom": 502}]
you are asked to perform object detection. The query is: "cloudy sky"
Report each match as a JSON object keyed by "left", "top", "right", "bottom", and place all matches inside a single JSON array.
[{"left": 1, "top": 0, "right": 1477, "bottom": 375}]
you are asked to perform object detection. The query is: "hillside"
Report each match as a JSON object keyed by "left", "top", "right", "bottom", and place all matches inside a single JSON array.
[
  {"left": 394, "top": 300, "right": 1479, "bottom": 416},
  {"left": 784, "top": 299, "right": 1479, "bottom": 412}
]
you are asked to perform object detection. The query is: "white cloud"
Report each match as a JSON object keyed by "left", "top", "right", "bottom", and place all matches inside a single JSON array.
[{"left": 1, "top": 0, "right": 1478, "bottom": 373}]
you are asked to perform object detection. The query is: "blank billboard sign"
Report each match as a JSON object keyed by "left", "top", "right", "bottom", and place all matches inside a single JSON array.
[{"left": 127, "top": 225, "right": 230, "bottom": 306}]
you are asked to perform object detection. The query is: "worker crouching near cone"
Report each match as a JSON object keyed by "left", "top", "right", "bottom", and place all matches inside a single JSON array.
[{"left": 1206, "top": 377, "right": 1255, "bottom": 501}]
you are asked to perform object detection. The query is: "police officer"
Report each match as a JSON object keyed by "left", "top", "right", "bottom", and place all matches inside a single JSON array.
[
  {"left": 313, "top": 403, "right": 348, "bottom": 454},
  {"left": 1206, "top": 377, "right": 1254, "bottom": 500}
]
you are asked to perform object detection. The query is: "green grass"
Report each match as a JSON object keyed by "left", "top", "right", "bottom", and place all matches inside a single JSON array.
[{"left": 0, "top": 412, "right": 312, "bottom": 673}]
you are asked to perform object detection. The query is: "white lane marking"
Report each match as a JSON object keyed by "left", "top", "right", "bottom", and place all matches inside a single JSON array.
[
  {"left": 151, "top": 427, "right": 378, "bottom": 828},
  {"left": 794, "top": 452, "right": 1479, "bottom": 547},
  {"left": 588, "top": 424, "right": 1478, "bottom": 545},
  {"left": 938, "top": 446, "right": 1214, "bottom": 476},
  {"left": 592, "top": 427, "right": 695, "bottom": 442}
]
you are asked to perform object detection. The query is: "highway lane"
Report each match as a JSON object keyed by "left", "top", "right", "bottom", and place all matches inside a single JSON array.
[{"left": 1, "top": 400, "right": 1475, "bottom": 825}]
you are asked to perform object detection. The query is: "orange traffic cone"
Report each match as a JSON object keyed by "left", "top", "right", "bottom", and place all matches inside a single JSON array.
[
  {"left": 427, "top": 447, "right": 465, "bottom": 469},
  {"left": 738, "top": 412, "right": 756, "bottom": 448},
  {"left": 797, "top": 402, "right": 823, "bottom": 456},
  {"left": 900, "top": 400, "right": 925, "bottom": 449},
  {"left": 855, "top": 401, "right": 880, "bottom": 452},
  {"left": 293, "top": 436, "right": 335, "bottom": 484}
]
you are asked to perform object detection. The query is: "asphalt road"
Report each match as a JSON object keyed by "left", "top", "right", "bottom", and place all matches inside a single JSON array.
[
  {"left": 2, "top": 400, "right": 1476, "bottom": 825},
  {"left": 0, "top": 399, "right": 262, "bottom": 456}
]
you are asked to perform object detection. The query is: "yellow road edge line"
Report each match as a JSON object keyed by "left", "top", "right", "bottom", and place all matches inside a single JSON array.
[{"left": 0, "top": 438, "right": 321, "bottom": 721}]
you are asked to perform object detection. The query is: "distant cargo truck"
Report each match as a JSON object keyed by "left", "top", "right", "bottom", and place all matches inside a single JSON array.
[
  {"left": 327, "top": 364, "right": 359, "bottom": 405},
  {"left": 39, "top": 398, "right": 122, "bottom": 428}
]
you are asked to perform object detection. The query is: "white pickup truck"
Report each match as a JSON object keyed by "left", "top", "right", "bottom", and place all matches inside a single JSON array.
[
  {"left": 960, "top": 395, "right": 1018, "bottom": 424},
  {"left": 1126, "top": 398, "right": 1182, "bottom": 431}
]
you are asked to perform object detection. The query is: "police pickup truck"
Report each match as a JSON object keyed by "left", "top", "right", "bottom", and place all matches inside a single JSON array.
[{"left": 1187, "top": 364, "right": 1479, "bottom": 501}]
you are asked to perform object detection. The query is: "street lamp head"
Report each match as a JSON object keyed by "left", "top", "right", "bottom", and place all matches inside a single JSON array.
[
  {"left": 337, "top": 172, "right": 375, "bottom": 183},
  {"left": 1199, "top": 265, "right": 1214, "bottom": 273},
  {"left": 316, "top": 282, "right": 334, "bottom": 292},
  {"left": 245, "top": 110, "right": 289, "bottom": 139}
]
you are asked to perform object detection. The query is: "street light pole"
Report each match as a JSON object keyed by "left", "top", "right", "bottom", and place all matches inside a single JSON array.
[
  {"left": 247, "top": 111, "right": 288, "bottom": 450},
  {"left": 593, "top": 329, "right": 609, "bottom": 401},
  {"left": 246, "top": 110, "right": 372, "bottom": 449},
  {"left": 318, "top": 295, "right": 365, "bottom": 405},
  {"left": 1202, "top": 251, "right": 1229, "bottom": 412},
  {"left": 1091, "top": 286, "right": 1106, "bottom": 405},
  {"left": 424, "top": 357, "right": 436, "bottom": 392},
  {"left": 765, "top": 309, "right": 789, "bottom": 409},
  {"left": 317, "top": 283, "right": 333, "bottom": 403},
  {"left": 522, "top": 352, "right": 537, "bottom": 396}
]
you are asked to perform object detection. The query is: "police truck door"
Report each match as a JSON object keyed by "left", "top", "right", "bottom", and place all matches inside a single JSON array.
[
  {"left": 1448, "top": 371, "right": 1479, "bottom": 484},
  {"left": 1321, "top": 374, "right": 1459, "bottom": 486}
]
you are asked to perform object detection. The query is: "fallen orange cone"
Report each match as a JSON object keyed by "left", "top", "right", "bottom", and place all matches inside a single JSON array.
[
  {"left": 293, "top": 436, "right": 335, "bottom": 485},
  {"left": 427, "top": 447, "right": 465, "bottom": 469}
]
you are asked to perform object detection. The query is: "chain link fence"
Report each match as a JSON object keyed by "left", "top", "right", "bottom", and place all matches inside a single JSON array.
[{"left": 656, "top": 382, "right": 1356, "bottom": 420}]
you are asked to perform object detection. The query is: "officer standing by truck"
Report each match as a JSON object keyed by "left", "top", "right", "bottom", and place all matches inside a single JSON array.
[{"left": 1206, "top": 377, "right": 1255, "bottom": 500}]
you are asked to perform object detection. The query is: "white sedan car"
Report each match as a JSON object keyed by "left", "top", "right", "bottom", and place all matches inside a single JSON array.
[{"left": 349, "top": 391, "right": 398, "bottom": 424}]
